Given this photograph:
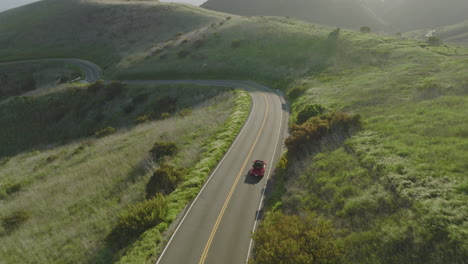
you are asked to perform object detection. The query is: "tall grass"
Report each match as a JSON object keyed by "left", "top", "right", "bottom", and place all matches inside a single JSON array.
[{"left": 0, "top": 84, "right": 246, "bottom": 264}]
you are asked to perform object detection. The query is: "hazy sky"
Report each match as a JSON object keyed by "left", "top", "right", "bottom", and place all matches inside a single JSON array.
[{"left": 0, "top": 0, "right": 207, "bottom": 13}]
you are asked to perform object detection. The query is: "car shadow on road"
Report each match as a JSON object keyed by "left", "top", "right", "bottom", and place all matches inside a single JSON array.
[{"left": 244, "top": 173, "right": 262, "bottom": 185}]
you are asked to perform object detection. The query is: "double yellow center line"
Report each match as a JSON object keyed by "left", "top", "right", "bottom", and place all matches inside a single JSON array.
[{"left": 198, "top": 93, "right": 269, "bottom": 264}]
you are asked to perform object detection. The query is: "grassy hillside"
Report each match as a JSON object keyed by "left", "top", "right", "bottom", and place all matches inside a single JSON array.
[
  {"left": 201, "top": 0, "right": 386, "bottom": 31},
  {"left": 1, "top": 0, "right": 468, "bottom": 263},
  {"left": 0, "top": 79, "right": 250, "bottom": 263},
  {"left": 250, "top": 30, "right": 468, "bottom": 264},
  {"left": 0, "top": 0, "right": 225, "bottom": 68},
  {"left": 405, "top": 21, "right": 468, "bottom": 46}
]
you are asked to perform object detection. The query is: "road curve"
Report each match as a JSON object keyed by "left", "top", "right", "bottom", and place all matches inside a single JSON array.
[{"left": 1, "top": 59, "right": 289, "bottom": 264}]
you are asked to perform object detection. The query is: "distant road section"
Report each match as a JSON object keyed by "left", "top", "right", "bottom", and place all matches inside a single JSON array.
[
  {"left": 2, "top": 58, "right": 289, "bottom": 264},
  {"left": 0, "top": 58, "right": 102, "bottom": 83}
]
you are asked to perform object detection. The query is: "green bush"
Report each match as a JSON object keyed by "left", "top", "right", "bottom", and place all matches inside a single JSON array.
[
  {"left": 286, "top": 112, "right": 362, "bottom": 156},
  {"left": 427, "top": 36, "right": 442, "bottom": 46},
  {"left": 287, "top": 85, "right": 307, "bottom": 100},
  {"left": 94, "top": 126, "right": 116, "bottom": 138},
  {"left": 2, "top": 210, "right": 31, "bottom": 233},
  {"left": 107, "top": 194, "right": 168, "bottom": 242},
  {"left": 296, "top": 103, "right": 326, "bottom": 124},
  {"left": 178, "top": 50, "right": 190, "bottom": 59},
  {"left": 360, "top": 26, "right": 371, "bottom": 33},
  {"left": 146, "top": 164, "right": 186, "bottom": 197},
  {"left": 231, "top": 39, "right": 241, "bottom": 48},
  {"left": 136, "top": 114, "right": 150, "bottom": 124},
  {"left": 178, "top": 108, "right": 192, "bottom": 117},
  {"left": 105, "top": 81, "right": 124, "bottom": 99},
  {"left": 87, "top": 80, "right": 105, "bottom": 94},
  {"left": 252, "top": 211, "right": 342, "bottom": 264},
  {"left": 149, "top": 141, "right": 178, "bottom": 162}
]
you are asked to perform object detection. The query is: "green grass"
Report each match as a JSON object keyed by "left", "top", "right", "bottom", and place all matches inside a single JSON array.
[
  {"left": 0, "top": 82, "right": 250, "bottom": 263},
  {"left": 0, "top": 0, "right": 224, "bottom": 68},
  {"left": 252, "top": 31, "right": 468, "bottom": 263}
]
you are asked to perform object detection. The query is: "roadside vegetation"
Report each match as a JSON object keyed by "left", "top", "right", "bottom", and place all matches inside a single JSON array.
[
  {"left": 250, "top": 27, "right": 468, "bottom": 264},
  {"left": 0, "top": 76, "right": 251, "bottom": 263},
  {"left": 1, "top": 0, "right": 468, "bottom": 263}
]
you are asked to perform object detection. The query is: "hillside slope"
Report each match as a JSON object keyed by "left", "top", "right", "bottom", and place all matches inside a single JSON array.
[
  {"left": 201, "top": 0, "right": 386, "bottom": 30},
  {"left": 0, "top": 0, "right": 225, "bottom": 68},
  {"left": 405, "top": 20, "right": 468, "bottom": 46},
  {"left": 382, "top": 0, "right": 468, "bottom": 31}
]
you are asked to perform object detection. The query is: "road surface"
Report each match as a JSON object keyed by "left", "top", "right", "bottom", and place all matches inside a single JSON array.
[{"left": 1, "top": 59, "right": 289, "bottom": 264}]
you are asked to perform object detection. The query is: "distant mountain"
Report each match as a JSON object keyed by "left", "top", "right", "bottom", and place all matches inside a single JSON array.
[
  {"left": 201, "top": 0, "right": 387, "bottom": 30},
  {"left": 382, "top": 0, "right": 468, "bottom": 31}
]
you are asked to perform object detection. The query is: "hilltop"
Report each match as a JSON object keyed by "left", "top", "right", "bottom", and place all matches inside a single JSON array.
[
  {"left": 0, "top": 0, "right": 225, "bottom": 68},
  {"left": 201, "top": 0, "right": 386, "bottom": 31}
]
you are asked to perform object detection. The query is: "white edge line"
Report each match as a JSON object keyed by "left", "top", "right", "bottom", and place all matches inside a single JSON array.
[
  {"left": 245, "top": 88, "right": 285, "bottom": 263},
  {"left": 155, "top": 86, "right": 256, "bottom": 264}
]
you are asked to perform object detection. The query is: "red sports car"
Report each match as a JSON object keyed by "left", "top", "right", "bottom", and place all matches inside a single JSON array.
[{"left": 249, "top": 160, "right": 267, "bottom": 177}]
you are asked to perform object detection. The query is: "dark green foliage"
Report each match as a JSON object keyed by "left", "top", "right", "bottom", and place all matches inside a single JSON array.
[
  {"left": 178, "top": 50, "right": 190, "bottom": 58},
  {"left": 1, "top": 210, "right": 31, "bottom": 233},
  {"left": 87, "top": 80, "right": 105, "bottom": 94},
  {"left": 105, "top": 81, "right": 125, "bottom": 99},
  {"left": 178, "top": 108, "right": 192, "bottom": 117},
  {"left": 328, "top": 28, "right": 340, "bottom": 40},
  {"left": 427, "top": 36, "right": 442, "bottom": 46},
  {"left": 145, "top": 164, "right": 186, "bottom": 197},
  {"left": 231, "top": 39, "right": 241, "bottom": 48},
  {"left": 193, "top": 39, "right": 205, "bottom": 49},
  {"left": 360, "top": 26, "right": 371, "bottom": 33},
  {"left": 252, "top": 211, "right": 342, "bottom": 264},
  {"left": 135, "top": 114, "right": 150, "bottom": 124},
  {"left": 296, "top": 103, "right": 326, "bottom": 124},
  {"left": 94, "top": 126, "right": 116, "bottom": 138},
  {"left": 107, "top": 194, "right": 167, "bottom": 242},
  {"left": 286, "top": 112, "right": 362, "bottom": 156},
  {"left": 287, "top": 85, "right": 307, "bottom": 100},
  {"left": 160, "top": 112, "right": 171, "bottom": 119},
  {"left": 149, "top": 141, "right": 178, "bottom": 162},
  {"left": 21, "top": 72, "right": 36, "bottom": 92}
]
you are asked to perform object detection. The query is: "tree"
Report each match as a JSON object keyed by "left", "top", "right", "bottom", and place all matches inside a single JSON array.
[
  {"left": 360, "top": 26, "right": 371, "bottom": 34},
  {"left": 296, "top": 103, "right": 325, "bottom": 124},
  {"left": 427, "top": 36, "right": 442, "bottom": 46},
  {"left": 251, "top": 212, "right": 342, "bottom": 264}
]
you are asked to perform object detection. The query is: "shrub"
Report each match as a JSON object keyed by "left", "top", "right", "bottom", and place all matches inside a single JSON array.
[
  {"left": 106, "top": 81, "right": 124, "bottom": 99},
  {"left": 178, "top": 50, "right": 190, "bottom": 59},
  {"left": 360, "top": 26, "right": 371, "bottom": 33},
  {"left": 94, "top": 126, "right": 116, "bottom": 138},
  {"left": 2, "top": 210, "right": 31, "bottom": 233},
  {"left": 107, "top": 194, "right": 167, "bottom": 242},
  {"left": 193, "top": 39, "right": 204, "bottom": 49},
  {"left": 252, "top": 211, "right": 342, "bottom": 264},
  {"left": 427, "top": 36, "right": 442, "bottom": 46},
  {"left": 136, "top": 114, "right": 150, "bottom": 124},
  {"left": 87, "top": 80, "right": 105, "bottom": 94},
  {"left": 287, "top": 85, "right": 307, "bottom": 100},
  {"left": 231, "top": 39, "right": 241, "bottom": 48},
  {"left": 178, "top": 108, "right": 192, "bottom": 117},
  {"left": 149, "top": 141, "right": 178, "bottom": 162},
  {"left": 296, "top": 103, "right": 326, "bottom": 124},
  {"left": 160, "top": 112, "right": 171, "bottom": 119},
  {"left": 286, "top": 112, "right": 362, "bottom": 156},
  {"left": 328, "top": 27, "right": 340, "bottom": 40},
  {"left": 146, "top": 164, "right": 186, "bottom": 197}
]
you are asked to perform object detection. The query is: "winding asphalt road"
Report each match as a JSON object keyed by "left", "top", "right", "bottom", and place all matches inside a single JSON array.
[{"left": 1, "top": 59, "right": 289, "bottom": 264}]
